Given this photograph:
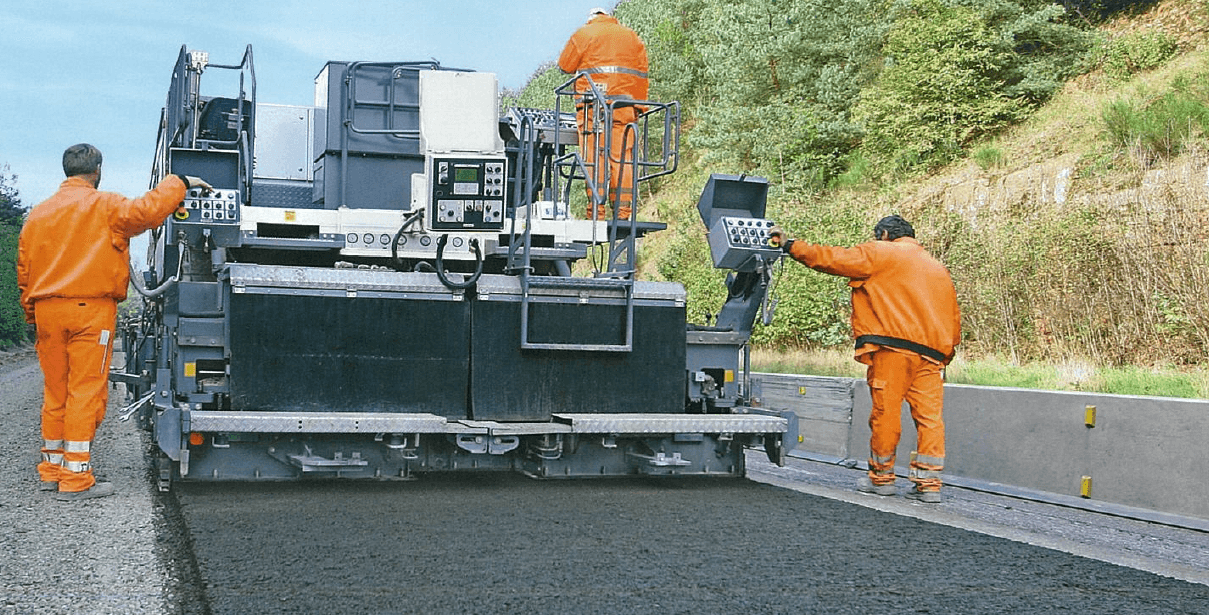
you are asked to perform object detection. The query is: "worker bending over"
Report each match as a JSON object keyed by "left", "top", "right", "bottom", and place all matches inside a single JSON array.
[
  {"left": 559, "top": 6, "right": 649, "bottom": 221},
  {"left": 770, "top": 216, "right": 961, "bottom": 503},
  {"left": 18, "top": 143, "right": 210, "bottom": 501}
]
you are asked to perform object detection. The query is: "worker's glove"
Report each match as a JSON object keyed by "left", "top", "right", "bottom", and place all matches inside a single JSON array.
[
  {"left": 768, "top": 226, "right": 794, "bottom": 252},
  {"left": 182, "top": 175, "right": 213, "bottom": 194},
  {"left": 174, "top": 175, "right": 212, "bottom": 219}
]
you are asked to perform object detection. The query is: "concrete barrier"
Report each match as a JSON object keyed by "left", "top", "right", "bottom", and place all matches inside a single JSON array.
[{"left": 750, "top": 373, "right": 1208, "bottom": 524}]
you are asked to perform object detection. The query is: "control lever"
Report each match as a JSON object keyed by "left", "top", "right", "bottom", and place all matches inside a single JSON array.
[{"left": 118, "top": 392, "right": 155, "bottom": 422}]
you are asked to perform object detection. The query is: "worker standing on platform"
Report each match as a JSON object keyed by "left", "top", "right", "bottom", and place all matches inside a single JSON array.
[
  {"left": 558, "top": 6, "right": 649, "bottom": 221},
  {"left": 770, "top": 216, "right": 961, "bottom": 503},
  {"left": 18, "top": 143, "right": 210, "bottom": 501}
]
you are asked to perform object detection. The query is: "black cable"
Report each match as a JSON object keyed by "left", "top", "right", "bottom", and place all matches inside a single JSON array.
[{"left": 434, "top": 235, "right": 483, "bottom": 290}]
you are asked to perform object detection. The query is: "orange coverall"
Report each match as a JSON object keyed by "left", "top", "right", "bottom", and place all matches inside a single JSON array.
[
  {"left": 558, "top": 14, "right": 649, "bottom": 220},
  {"left": 785, "top": 237, "right": 961, "bottom": 492},
  {"left": 18, "top": 174, "right": 187, "bottom": 492}
]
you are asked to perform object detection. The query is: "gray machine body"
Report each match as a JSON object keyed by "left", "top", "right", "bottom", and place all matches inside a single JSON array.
[{"left": 116, "top": 46, "right": 792, "bottom": 489}]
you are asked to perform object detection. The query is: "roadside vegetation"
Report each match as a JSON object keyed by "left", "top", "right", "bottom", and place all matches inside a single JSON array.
[
  {"left": 0, "top": 167, "right": 26, "bottom": 349},
  {"left": 752, "top": 348, "right": 1209, "bottom": 398},
  {"left": 514, "top": 0, "right": 1209, "bottom": 397}
]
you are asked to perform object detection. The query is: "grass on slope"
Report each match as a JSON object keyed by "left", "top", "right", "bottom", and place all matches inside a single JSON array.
[{"left": 752, "top": 348, "right": 1209, "bottom": 399}]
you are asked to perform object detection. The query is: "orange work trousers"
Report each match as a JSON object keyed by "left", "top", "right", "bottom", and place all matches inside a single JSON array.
[
  {"left": 865, "top": 348, "right": 946, "bottom": 492},
  {"left": 577, "top": 104, "right": 639, "bottom": 221},
  {"left": 34, "top": 298, "right": 117, "bottom": 493}
]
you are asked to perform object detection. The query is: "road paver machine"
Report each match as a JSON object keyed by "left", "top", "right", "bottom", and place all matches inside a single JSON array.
[{"left": 113, "top": 46, "right": 794, "bottom": 489}]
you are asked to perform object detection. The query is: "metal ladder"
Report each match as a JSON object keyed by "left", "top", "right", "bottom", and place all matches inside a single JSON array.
[{"left": 505, "top": 110, "right": 634, "bottom": 351}]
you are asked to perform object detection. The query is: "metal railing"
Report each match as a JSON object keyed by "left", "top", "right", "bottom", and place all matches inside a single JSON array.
[{"left": 552, "top": 73, "right": 679, "bottom": 277}]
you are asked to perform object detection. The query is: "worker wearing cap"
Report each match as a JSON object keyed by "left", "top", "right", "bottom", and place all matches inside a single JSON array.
[
  {"left": 18, "top": 143, "right": 210, "bottom": 501},
  {"left": 558, "top": 6, "right": 649, "bottom": 221},
  {"left": 770, "top": 216, "right": 961, "bottom": 503}
]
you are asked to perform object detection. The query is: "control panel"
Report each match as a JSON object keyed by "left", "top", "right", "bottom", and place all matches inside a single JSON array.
[
  {"left": 177, "top": 188, "right": 241, "bottom": 224},
  {"left": 707, "top": 216, "right": 783, "bottom": 271},
  {"left": 428, "top": 156, "right": 507, "bottom": 231}
]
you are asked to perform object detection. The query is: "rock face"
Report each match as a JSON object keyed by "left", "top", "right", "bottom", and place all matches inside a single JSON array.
[
  {"left": 911, "top": 152, "right": 1209, "bottom": 225},
  {"left": 893, "top": 147, "right": 1209, "bottom": 364}
]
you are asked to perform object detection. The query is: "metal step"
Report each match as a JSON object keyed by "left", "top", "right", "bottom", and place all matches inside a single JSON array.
[
  {"left": 552, "top": 413, "right": 788, "bottom": 434},
  {"left": 187, "top": 411, "right": 450, "bottom": 433},
  {"left": 525, "top": 275, "right": 632, "bottom": 290}
]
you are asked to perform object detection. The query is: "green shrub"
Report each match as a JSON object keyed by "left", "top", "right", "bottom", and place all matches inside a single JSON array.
[
  {"left": 1102, "top": 77, "right": 1209, "bottom": 161},
  {"left": 972, "top": 145, "right": 1006, "bottom": 169},
  {"left": 0, "top": 224, "right": 28, "bottom": 346},
  {"left": 1096, "top": 31, "right": 1178, "bottom": 80},
  {"left": 500, "top": 63, "right": 565, "bottom": 112},
  {"left": 855, "top": 0, "right": 1031, "bottom": 173}
]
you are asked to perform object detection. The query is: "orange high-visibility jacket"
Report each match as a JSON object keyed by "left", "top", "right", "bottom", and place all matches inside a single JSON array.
[
  {"left": 785, "top": 237, "right": 961, "bottom": 364},
  {"left": 558, "top": 15, "right": 649, "bottom": 102},
  {"left": 18, "top": 175, "right": 187, "bottom": 322}
]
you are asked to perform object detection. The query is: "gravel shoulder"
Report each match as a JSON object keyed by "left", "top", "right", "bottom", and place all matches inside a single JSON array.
[{"left": 0, "top": 349, "right": 192, "bottom": 615}]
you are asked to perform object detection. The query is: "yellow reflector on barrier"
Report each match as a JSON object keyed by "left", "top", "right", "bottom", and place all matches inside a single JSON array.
[
  {"left": 1084, "top": 405, "right": 1096, "bottom": 428},
  {"left": 1080, "top": 475, "right": 1092, "bottom": 498}
]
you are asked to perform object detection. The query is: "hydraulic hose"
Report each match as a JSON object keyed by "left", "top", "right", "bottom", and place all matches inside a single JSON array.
[
  {"left": 130, "top": 242, "right": 185, "bottom": 299},
  {"left": 434, "top": 234, "right": 483, "bottom": 290},
  {"left": 390, "top": 209, "right": 425, "bottom": 272}
]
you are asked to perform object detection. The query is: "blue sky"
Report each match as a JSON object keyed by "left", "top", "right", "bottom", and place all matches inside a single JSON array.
[{"left": 0, "top": 1, "right": 615, "bottom": 208}]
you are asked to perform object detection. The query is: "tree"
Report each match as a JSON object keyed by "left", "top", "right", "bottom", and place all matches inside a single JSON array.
[
  {"left": 0, "top": 166, "right": 28, "bottom": 347},
  {"left": 500, "top": 63, "right": 566, "bottom": 112},
  {"left": 0, "top": 164, "right": 22, "bottom": 225},
  {"left": 853, "top": 0, "right": 1089, "bottom": 174}
]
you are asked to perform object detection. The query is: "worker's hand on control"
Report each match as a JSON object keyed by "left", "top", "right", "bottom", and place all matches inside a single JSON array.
[
  {"left": 768, "top": 226, "right": 790, "bottom": 248},
  {"left": 185, "top": 176, "right": 213, "bottom": 195}
]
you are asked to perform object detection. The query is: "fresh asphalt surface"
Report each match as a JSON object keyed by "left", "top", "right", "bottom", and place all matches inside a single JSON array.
[
  {"left": 171, "top": 471, "right": 1208, "bottom": 614},
  {"left": 3, "top": 351, "right": 1208, "bottom": 614}
]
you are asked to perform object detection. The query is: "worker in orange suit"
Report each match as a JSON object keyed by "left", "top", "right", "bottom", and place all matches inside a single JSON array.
[
  {"left": 18, "top": 143, "right": 210, "bottom": 501},
  {"left": 558, "top": 6, "right": 649, "bottom": 221},
  {"left": 770, "top": 216, "right": 961, "bottom": 503}
]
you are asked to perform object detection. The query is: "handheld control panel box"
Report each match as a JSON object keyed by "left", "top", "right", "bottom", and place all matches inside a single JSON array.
[{"left": 707, "top": 216, "right": 782, "bottom": 271}]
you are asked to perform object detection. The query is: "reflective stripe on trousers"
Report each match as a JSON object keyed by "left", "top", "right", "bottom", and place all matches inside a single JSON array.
[
  {"left": 39, "top": 438, "right": 65, "bottom": 483},
  {"left": 867, "top": 451, "right": 896, "bottom": 485}
]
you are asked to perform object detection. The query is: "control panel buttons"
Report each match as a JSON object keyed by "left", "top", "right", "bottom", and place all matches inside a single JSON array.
[
  {"left": 429, "top": 156, "right": 508, "bottom": 231},
  {"left": 180, "top": 188, "right": 240, "bottom": 225}
]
